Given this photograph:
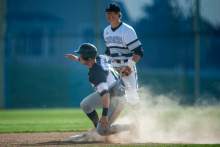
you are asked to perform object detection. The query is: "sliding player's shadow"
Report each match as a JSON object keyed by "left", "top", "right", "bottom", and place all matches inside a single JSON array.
[{"left": 21, "top": 140, "right": 105, "bottom": 146}]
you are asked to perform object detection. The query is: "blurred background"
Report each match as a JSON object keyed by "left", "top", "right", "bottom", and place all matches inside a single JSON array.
[{"left": 0, "top": 0, "right": 219, "bottom": 108}]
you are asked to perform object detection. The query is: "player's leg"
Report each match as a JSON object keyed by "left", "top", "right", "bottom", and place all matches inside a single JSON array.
[
  {"left": 108, "top": 96, "right": 125, "bottom": 124},
  {"left": 108, "top": 80, "right": 126, "bottom": 124},
  {"left": 80, "top": 92, "right": 102, "bottom": 128},
  {"left": 97, "top": 95, "right": 128, "bottom": 135},
  {"left": 121, "top": 65, "right": 141, "bottom": 137},
  {"left": 107, "top": 96, "right": 131, "bottom": 134},
  {"left": 66, "top": 92, "right": 103, "bottom": 142},
  {"left": 122, "top": 64, "right": 140, "bottom": 105}
]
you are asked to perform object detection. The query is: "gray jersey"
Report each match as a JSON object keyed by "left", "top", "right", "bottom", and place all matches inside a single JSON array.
[{"left": 88, "top": 55, "right": 123, "bottom": 96}]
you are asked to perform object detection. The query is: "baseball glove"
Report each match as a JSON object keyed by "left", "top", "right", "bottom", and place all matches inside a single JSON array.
[{"left": 120, "top": 66, "right": 132, "bottom": 76}]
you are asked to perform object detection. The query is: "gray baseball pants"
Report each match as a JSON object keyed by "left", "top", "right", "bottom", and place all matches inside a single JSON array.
[{"left": 80, "top": 91, "right": 128, "bottom": 135}]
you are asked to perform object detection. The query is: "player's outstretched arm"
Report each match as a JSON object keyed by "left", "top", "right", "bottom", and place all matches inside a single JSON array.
[{"left": 64, "top": 54, "right": 79, "bottom": 62}]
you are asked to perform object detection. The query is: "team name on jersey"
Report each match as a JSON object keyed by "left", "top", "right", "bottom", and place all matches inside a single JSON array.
[{"left": 105, "top": 36, "right": 123, "bottom": 45}]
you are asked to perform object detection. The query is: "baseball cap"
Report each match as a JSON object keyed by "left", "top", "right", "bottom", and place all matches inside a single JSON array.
[
  {"left": 74, "top": 43, "right": 97, "bottom": 59},
  {"left": 105, "top": 3, "right": 120, "bottom": 12}
]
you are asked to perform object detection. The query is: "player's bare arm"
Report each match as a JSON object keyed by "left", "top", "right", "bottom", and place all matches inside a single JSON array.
[
  {"left": 100, "top": 92, "right": 110, "bottom": 128},
  {"left": 64, "top": 54, "right": 79, "bottom": 62}
]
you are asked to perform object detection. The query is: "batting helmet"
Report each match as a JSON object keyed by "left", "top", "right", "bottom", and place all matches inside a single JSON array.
[{"left": 74, "top": 43, "right": 97, "bottom": 59}]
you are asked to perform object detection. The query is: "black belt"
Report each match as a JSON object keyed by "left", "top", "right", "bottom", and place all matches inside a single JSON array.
[
  {"left": 111, "top": 53, "right": 133, "bottom": 57},
  {"left": 114, "top": 59, "right": 128, "bottom": 64}
]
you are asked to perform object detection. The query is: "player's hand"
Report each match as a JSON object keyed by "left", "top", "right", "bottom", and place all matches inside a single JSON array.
[
  {"left": 64, "top": 54, "right": 79, "bottom": 62},
  {"left": 132, "top": 54, "right": 141, "bottom": 63},
  {"left": 100, "top": 116, "right": 108, "bottom": 128}
]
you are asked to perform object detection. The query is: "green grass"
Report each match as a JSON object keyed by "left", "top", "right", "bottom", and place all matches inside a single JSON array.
[
  {"left": 1, "top": 107, "right": 220, "bottom": 134},
  {"left": 0, "top": 108, "right": 219, "bottom": 146},
  {"left": 0, "top": 108, "right": 92, "bottom": 133}
]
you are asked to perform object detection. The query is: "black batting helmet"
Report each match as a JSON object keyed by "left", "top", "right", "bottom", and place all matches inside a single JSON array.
[{"left": 74, "top": 43, "right": 97, "bottom": 59}]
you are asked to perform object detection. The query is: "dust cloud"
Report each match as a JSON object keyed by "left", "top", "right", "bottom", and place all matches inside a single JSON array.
[{"left": 111, "top": 87, "right": 220, "bottom": 144}]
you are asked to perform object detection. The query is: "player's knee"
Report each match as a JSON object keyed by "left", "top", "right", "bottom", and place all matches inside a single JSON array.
[{"left": 80, "top": 100, "right": 91, "bottom": 113}]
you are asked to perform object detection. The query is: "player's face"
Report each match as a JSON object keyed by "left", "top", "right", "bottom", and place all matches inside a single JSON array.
[
  {"left": 106, "top": 12, "right": 120, "bottom": 23},
  {"left": 79, "top": 55, "right": 87, "bottom": 65},
  {"left": 79, "top": 55, "right": 93, "bottom": 67}
]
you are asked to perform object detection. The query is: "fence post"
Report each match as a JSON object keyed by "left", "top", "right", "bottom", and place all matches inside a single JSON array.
[
  {"left": 193, "top": 0, "right": 201, "bottom": 99},
  {"left": 0, "top": 0, "right": 6, "bottom": 109}
]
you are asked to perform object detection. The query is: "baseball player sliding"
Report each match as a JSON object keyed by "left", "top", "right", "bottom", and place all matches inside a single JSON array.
[
  {"left": 65, "top": 43, "right": 129, "bottom": 138},
  {"left": 104, "top": 3, "right": 144, "bottom": 106},
  {"left": 64, "top": 3, "right": 144, "bottom": 142}
]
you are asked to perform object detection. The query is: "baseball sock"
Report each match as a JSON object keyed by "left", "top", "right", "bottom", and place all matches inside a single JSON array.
[{"left": 86, "top": 110, "right": 99, "bottom": 128}]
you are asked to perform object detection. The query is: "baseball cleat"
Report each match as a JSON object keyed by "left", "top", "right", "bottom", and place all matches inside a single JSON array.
[
  {"left": 64, "top": 130, "right": 105, "bottom": 142},
  {"left": 64, "top": 133, "right": 88, "bottom": 142}
]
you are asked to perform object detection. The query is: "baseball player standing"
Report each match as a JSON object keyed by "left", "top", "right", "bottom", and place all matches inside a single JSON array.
[
  {"left": 104, "top": 3, "right": 144, "bottom": 106},
  {"left": 65, "top": 43, "right": 129, "bottom": 136}
]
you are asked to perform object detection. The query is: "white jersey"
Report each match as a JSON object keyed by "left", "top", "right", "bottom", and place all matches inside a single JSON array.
[{"left": 104, "top": 22, "right": 142, "bottom": 67}]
